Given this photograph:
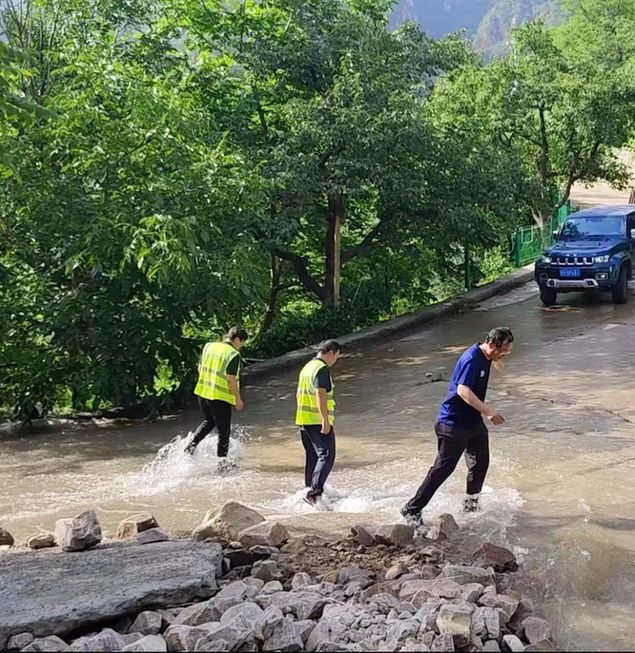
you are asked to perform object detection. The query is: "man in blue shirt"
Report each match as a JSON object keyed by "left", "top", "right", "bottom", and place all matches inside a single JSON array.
[{"left": 401, "top": 327, "right": 514, "bottom": 527}]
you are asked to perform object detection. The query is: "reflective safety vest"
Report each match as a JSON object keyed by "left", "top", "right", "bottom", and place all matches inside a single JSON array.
[
  {"left": 194, "top": 342, "right": 240, "bottom": 405},
  {"left": 295, "top": 358, "right": 335, "bottom": 426}
]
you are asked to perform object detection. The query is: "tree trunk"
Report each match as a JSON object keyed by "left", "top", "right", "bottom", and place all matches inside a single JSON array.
[
  {"left": 258, "top": 254, "right": 283, "bottom": 337},
  {"left": 325, "top": 192, "right": 344, "bottom": 307}
]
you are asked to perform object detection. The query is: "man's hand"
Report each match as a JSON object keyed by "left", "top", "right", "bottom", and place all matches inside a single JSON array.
[
  {"left": 235, "top": 398, "right": 245, "bottom": 412},
  {"left": 321, "top": 419, "right": 331, "bottom": 435},
  {"left": 485, "top": 408, "right": 505, "bottom": 425}
]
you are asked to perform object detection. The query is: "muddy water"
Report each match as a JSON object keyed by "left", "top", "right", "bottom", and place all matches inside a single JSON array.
[{"left": 2, "top": 283, "right": 635, "bottom": 650}]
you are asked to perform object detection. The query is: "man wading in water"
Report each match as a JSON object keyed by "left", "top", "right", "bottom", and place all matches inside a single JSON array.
[
  {"left": 401, "top": 327, "right": 514, "bottom": 527},
  {"left": 186, "top": 326, "right": 248, "bottom": 472}
]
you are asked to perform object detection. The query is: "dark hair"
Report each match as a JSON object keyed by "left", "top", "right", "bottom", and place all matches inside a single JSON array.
[
  {"left": 225, "top": 325, "right": 248, "bottom": 342},
  {"left": 486, "top": 327, "right": 514, "bottom": 348},
  {"left": 318, "top": 339, "right": 341, "bottom": 355}
]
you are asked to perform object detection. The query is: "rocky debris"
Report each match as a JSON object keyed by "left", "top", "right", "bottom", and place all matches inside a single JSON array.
[
  {"left": 426, "top": 514, "right": 458, "bottom": 541},
  {"left": 374, "top": 524, "right": 415, "bottom": 547},
  {"left": 25, "top": 533, "right": 56, "bottom": 550},
  {"left": 7, "top": 632, "right": 34, "bottom": 650},
  {"left": 0, "top": 526, "right": 15, "bottom": 546},
  {"left": 351, "top": 525, "right": 375, "bottom": 547},
  {"left": 116, "top": 514, "right": 159, "bottom": 540},
  {"left": 21, "top": 636, "right": 69, "bottom": 652},
  {"left": 137, "top": 529, "right": 168, "bottom": 545},
  {"left": 68, "top": 628, "right": 124, "bottom": 651},
  {"left": 121, "top": 635, "right": 166, "bottom": 652},
  {"left": 472, "top": 544, "right": 518, "bottom": 573},
  {"left": 238, "top": 522, "right": 290, "bottom": 549},
  {"left": 54, "top": 511, "right": 102, "bottom": 553},
  {"left": 192, "top": 502, "right": 265, "bottom": 542},
  {"left": 129, "top": 612, "right": 162, "bottom": 636}
]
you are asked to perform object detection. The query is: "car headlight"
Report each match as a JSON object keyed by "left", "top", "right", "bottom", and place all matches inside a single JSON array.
[
  {"left": 540, "top": 255, "right": 551, "bottom": 263},
  {"left": 594, "top": 255, "right": 610, "bottom": 263}
]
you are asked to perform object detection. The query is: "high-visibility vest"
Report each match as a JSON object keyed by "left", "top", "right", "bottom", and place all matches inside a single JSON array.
[
  {"left": 194, "top": 342, "right": 240, "bottom": 405},
  {"left": 295, "top": 358, "right": 335, "bottom": 426}
]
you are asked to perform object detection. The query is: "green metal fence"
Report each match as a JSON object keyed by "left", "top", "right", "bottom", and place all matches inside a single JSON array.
[{"left": 512, "top": 202, "right": 577, "bottom": 267}]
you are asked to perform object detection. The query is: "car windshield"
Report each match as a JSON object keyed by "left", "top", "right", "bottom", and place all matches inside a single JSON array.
[{"left": 559, "top": 216, "right": 624, "bottom": 240}]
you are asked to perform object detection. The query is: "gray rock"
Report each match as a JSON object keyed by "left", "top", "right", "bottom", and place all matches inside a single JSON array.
[
  {"left": 306, "top": 619, "right": 346, "bottom": 650},
  {"left": 68, "top": 629, "right": 124, "bottom": 652},
  {"left": 244, "top": 577, "right": 265, "bottom": 590},
  {"left": 420, "top": 631, "right": 436, "bottom": 648},
  {"left": 0, "top": 526, "right": 14, "bottom": 546},
  {"left": 385, "top": 562, "right": 410, "bottom": 581},
  {"left": 339, "top": 566, "right": 375, "bottom": 588},
  {"left": 461, "top": 583, "right": 484, "bottom": 603},
  {"left": 212, "top": 580, "right": 259, "bottom": 613},
  {"left": 25, "top": 533, "right": 56, "bottom": 550},
  {"left": 521, "top": 617, "right": 552, "bottom": 644},
  {"left": 250, "top": 545, "right": 280, "bottom": 558},
  {"left": 385, "top": 620, "right": 419, "bottom": 645},
  {"left": 192, "top": 502, "right": 265, "bottom": 542},
  {"left": 252, "top": 560, "right": 283, "bottom": 583},
  {"left": 20, "top": 637, "right": 68, "bottom": 652},
  {"left": 426, "top": 514, "right": 459, "bottom": 542},
  {"left": 261, "top": 580, "right": 284, "bottom": 594},
  {"left": 483, "top": 641, "right": 501, "bottom": 652},
  {"left": 117, "top": 513, "right": 159, "bottom": 540},
  {"left": 254, "top": 605, "right": 285, "bottom": 640},
  {"left": 292, "top": 621, "right": 316, "bottom": 644},
  {"left": 193, "top": 637, "right": 231, "bottom": 652},
  {"left": 524, "top": 641, "right": 555, "bottom": 652},
  {"left": 239, "top": 522, "right": 289, "bottom": 549},
  {"left": 137, "top": 529, "right": 168, "bottom": 545},
  {"left": 439, "top": 565, "right": 495, "bottom": 588},
  {"left": 130, "top": 612, "right": 162, "bottom": 636},
  {"left": 163, "top": 625, "right": 209, "bottom": 651},
  {"left": 436, "top": 603, "right": 472, "bottom": 647},
  {"left": 415, "top": 600, "right": 442, "bottom": 631},
  {"left": 173, "top": 601, "right": 219, "bottom": 626},
  {"left": 322, "top": 604, "right": 358, "bottom": 627},
  {"left": 121, "top": 635, "right": 167, "bottom": 652},
  {"left": 7, "top": 633, "right": 33, "bottom": 651},
  {"left": 351, "top": 525, "right": 375, "bottom": 547},
  {"left": 479, "top": 593, "right": 519, "bottom": 625},
  {"left": 472, "top": 544, "right": 518, "bottom": 573},
  {"left": 501, "top": 634, "right": 524, "bottom": 652},
  {"left": 221, "top": 601, "right": 264, "bottom": 626},
  {"left": 262, "top": 623, "right": 304, "bottom": 652},
  {"left": 473, "top": 607, "right": 500, "bottom": 640},
  {"left": 194, "top": 621, "right": 246, "bottom": 651},
  {"left": 291, "top": 573, "right": 313, "bottom": 590},
  {"left": 431, "top": 633, "right": 455, "bottom": 652},
  {"left": 374, "top": 524, "right": 415, "bottom": 547},
  {"left": 263, "top": 591, "right": 327, "bottom": 621},
  {"left": 55, "top": 511, "right": 102, "bottom": 552},
  {"left": 122, "top": 634, "right": 144, "bottom": 646}
]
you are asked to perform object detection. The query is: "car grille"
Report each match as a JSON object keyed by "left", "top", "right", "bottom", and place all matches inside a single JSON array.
[{"left": 553, "top": 256, "right": 594, "bottom": 266}]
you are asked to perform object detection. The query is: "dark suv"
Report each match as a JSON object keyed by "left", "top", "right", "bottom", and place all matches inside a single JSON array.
[{"left": 535, "top": 205, "right": 635, "bottom": 306}]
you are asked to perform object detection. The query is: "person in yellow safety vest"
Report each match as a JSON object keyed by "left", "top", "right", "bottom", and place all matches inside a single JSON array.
[
  {"left": 295, "top": 339, "right": 342, "bottom": 506},
  {"left": 186, "top": 326, "right": 248, "bottom": 470}
]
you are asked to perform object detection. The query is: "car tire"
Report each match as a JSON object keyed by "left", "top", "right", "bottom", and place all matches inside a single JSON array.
[
  {"left": 540, "top": 286, "right": 557, "bottom": 307},
  {"left": 612, "top": 266, "right": 629, "bottom": 304}
]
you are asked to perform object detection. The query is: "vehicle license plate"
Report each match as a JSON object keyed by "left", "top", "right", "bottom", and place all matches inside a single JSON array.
[{"left": 560, "top": 268, "right": 581, "bottom": 278}]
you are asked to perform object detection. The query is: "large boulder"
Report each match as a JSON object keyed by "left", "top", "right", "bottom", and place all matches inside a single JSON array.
[
  {"left": 20, "top": 636, "right": 69, "bottom": 652},
  {"left": 55, "top": 511, "right": 102, "bottom": 552},
  {"left": 7, "top": 633, "right": 34, "bottom": 651},
  {"left": 192, "top": 503, "right": 265, "bottom": 542},
  {"left": 238, "top": 522, "right": 289, "bottom": 549},
  {"left": 116, "top": 514, "right": 159, "bottom": 540},
  {"left": 0, "top": 527, "right": 14, "bottom": 547},
  {"left": 472, "top": 543, "right": 518, "bottom": 573},
  {"left": 374, "top": 524, "right": 414, "bottom": 547}
]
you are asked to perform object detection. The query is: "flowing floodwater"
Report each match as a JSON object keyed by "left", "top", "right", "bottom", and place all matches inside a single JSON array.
[{"left": 3, "top": 282, "right": 635, "bottom": 650}]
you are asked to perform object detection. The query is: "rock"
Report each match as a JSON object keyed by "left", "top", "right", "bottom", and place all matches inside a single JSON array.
[
  {"left": 117, "top": 513, "right": 159, "bottom": 540},
  {"left": 245, "top": 577, "right": 265, "bottom": 590},
  {"left": 224, "top": 548, "right": 256, "bottom": 569},
  {"left": 261, "top": 580, "right": 284, "bottom": 594},
  {"left": 521, "top": 617, "right": 552, "bottom": 644},
  {"left": 439, "top": 565, "right": 496, "bottom": 587},
  {"left": 194, "top": 621, "right": 245, "bottom": 651},
  {"left": 163, "top": 625, "right": 208, "bottom": 651},
  {"left": 20, "top": 637, "right": 69, "bottom": 652},
  {"left": 385, "top": 620, "right": 419, "bottom": 645},
  {"left": 280, "top": 538, "right": 307, "bottom": 555},
  {"left": 501, "top": 634, "right": 524, "bottom": 652},
  {"left": 461, "top": 583, "right": 484, "bottom": 603},
  {"left": 351, "top": 525, "right": 375, "bottom": 547},
  {"left": 7, "top": 633, "right": 34, "bottom": 651},
  {"left": 250, "top": 544, "right": 280, "bottom": 558},
  {"left": 137, "top": 529, "right": 168, "bottom": 545},
  {"left": 130, "top": 611, "right": 163, "bottom": 636},
  {"left": 374, "top": 524, "right": 414, "bottom": 547},
  {"left": 172, "top": 601, "right": 217, "bottom": 627},
  {"left": 122, "top": 634, "right": 144, "bottom": 645},
  {"left": 473, "top": 607, "right": 500, "bottom": 640},
  {"left": 385, "top": 562, "right": 410, "bottom": 581},
  {"left": 306, "top": 619, "right": 346, "bottom": 650},
  {"left": 0, "top": 526, "right": 14, "bottom": 547},
  {"left": 54, "top": 511, "right": 102, "bottom": 552},
  {"left": 25, "top": 533, "right": 56, "bottom": 550},
  {"left": 0, "top": 541, "right": 222, "bottom": 647},
  {"left": 292, "top": 620, "right": 316, "bottom": 644},
  {"left": 192, "top": 502, "right": 265, "bottom": 542},
  {"left": 254, "top": 605, "right": 285, "bottom": 640},
  {"left": 472, "top": 544, "right": 518, "bottom": 573},
  {"left": 431, "top": 633, "right": 455, "bottom": 652},
  {"left": 239, "top": 522, "right": 289, "bottom": 549},
  {"left": 483, "top": 641, "right": 501, "bottom": 653},
  {"left": 220, "top": 601, "right": 264, "bottom": 640},
  {"left": 68, "top": 629, "right": 125, "bottom": 652},
  {"left": 252, "top": 560, "right": 284, "bottom": 583},
  {"left": 478, "top": 594, "right": 519, "bottom": 625},
  {"left": 426, "top": 514, "right": 458, "bottom": 541},
  {"left": 414, "top": 600, "right": 443, "bottom": 630},
  {"left": 261, "top": 590, "right": 327, "bottom": 621},
  {"left": 420, "top": 631, "right": 436, "bottom": 648},
  {"left": 404, "top": 578, "right": 463, "bottom": 604},
  {"left": 262, "top": 623, "right": 304, "bottom": 652},
  {"left": 524, "top": 641, "right": 555, "bottom": 652},
  {"left": 339, "top": 566, "right": 375, "bottom": 588},
  {"left": 436, "top": 603, "right": 473, "bottom": 647},
  {"left": 122, "top": 635, "right": 167, "bottom": 652}
]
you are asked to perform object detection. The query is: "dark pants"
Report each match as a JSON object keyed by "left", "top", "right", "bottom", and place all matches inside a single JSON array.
[
  {"left": 300, "top": 425, "right": 336, "bottom": 498},
  {"left": 406, "top": 421, "right": 490, "bottom": 513},
  {"left": 189, "top": 397, "right": 232, "bottom": 457}
]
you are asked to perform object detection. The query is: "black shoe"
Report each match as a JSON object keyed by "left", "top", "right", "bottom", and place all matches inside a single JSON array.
[
  {"left": 400, "top": 505, "right": 424, "bottom": 528},
  {"left": 303, "top": 492, "right": 318, "bottom": 507},
  {"left": 464, "top": 495, "right": 480, "bottom": 513}
]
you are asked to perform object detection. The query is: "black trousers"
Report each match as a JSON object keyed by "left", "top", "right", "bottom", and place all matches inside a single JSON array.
[
  {"left": 300, "top": 425, "right": 336, "bottom": 498},
  {"left": 406, "top": 421, "right": 490, "bottom": 513},
  {"left": 190, "top": 397, "right": 232, "bottom": 457}
]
